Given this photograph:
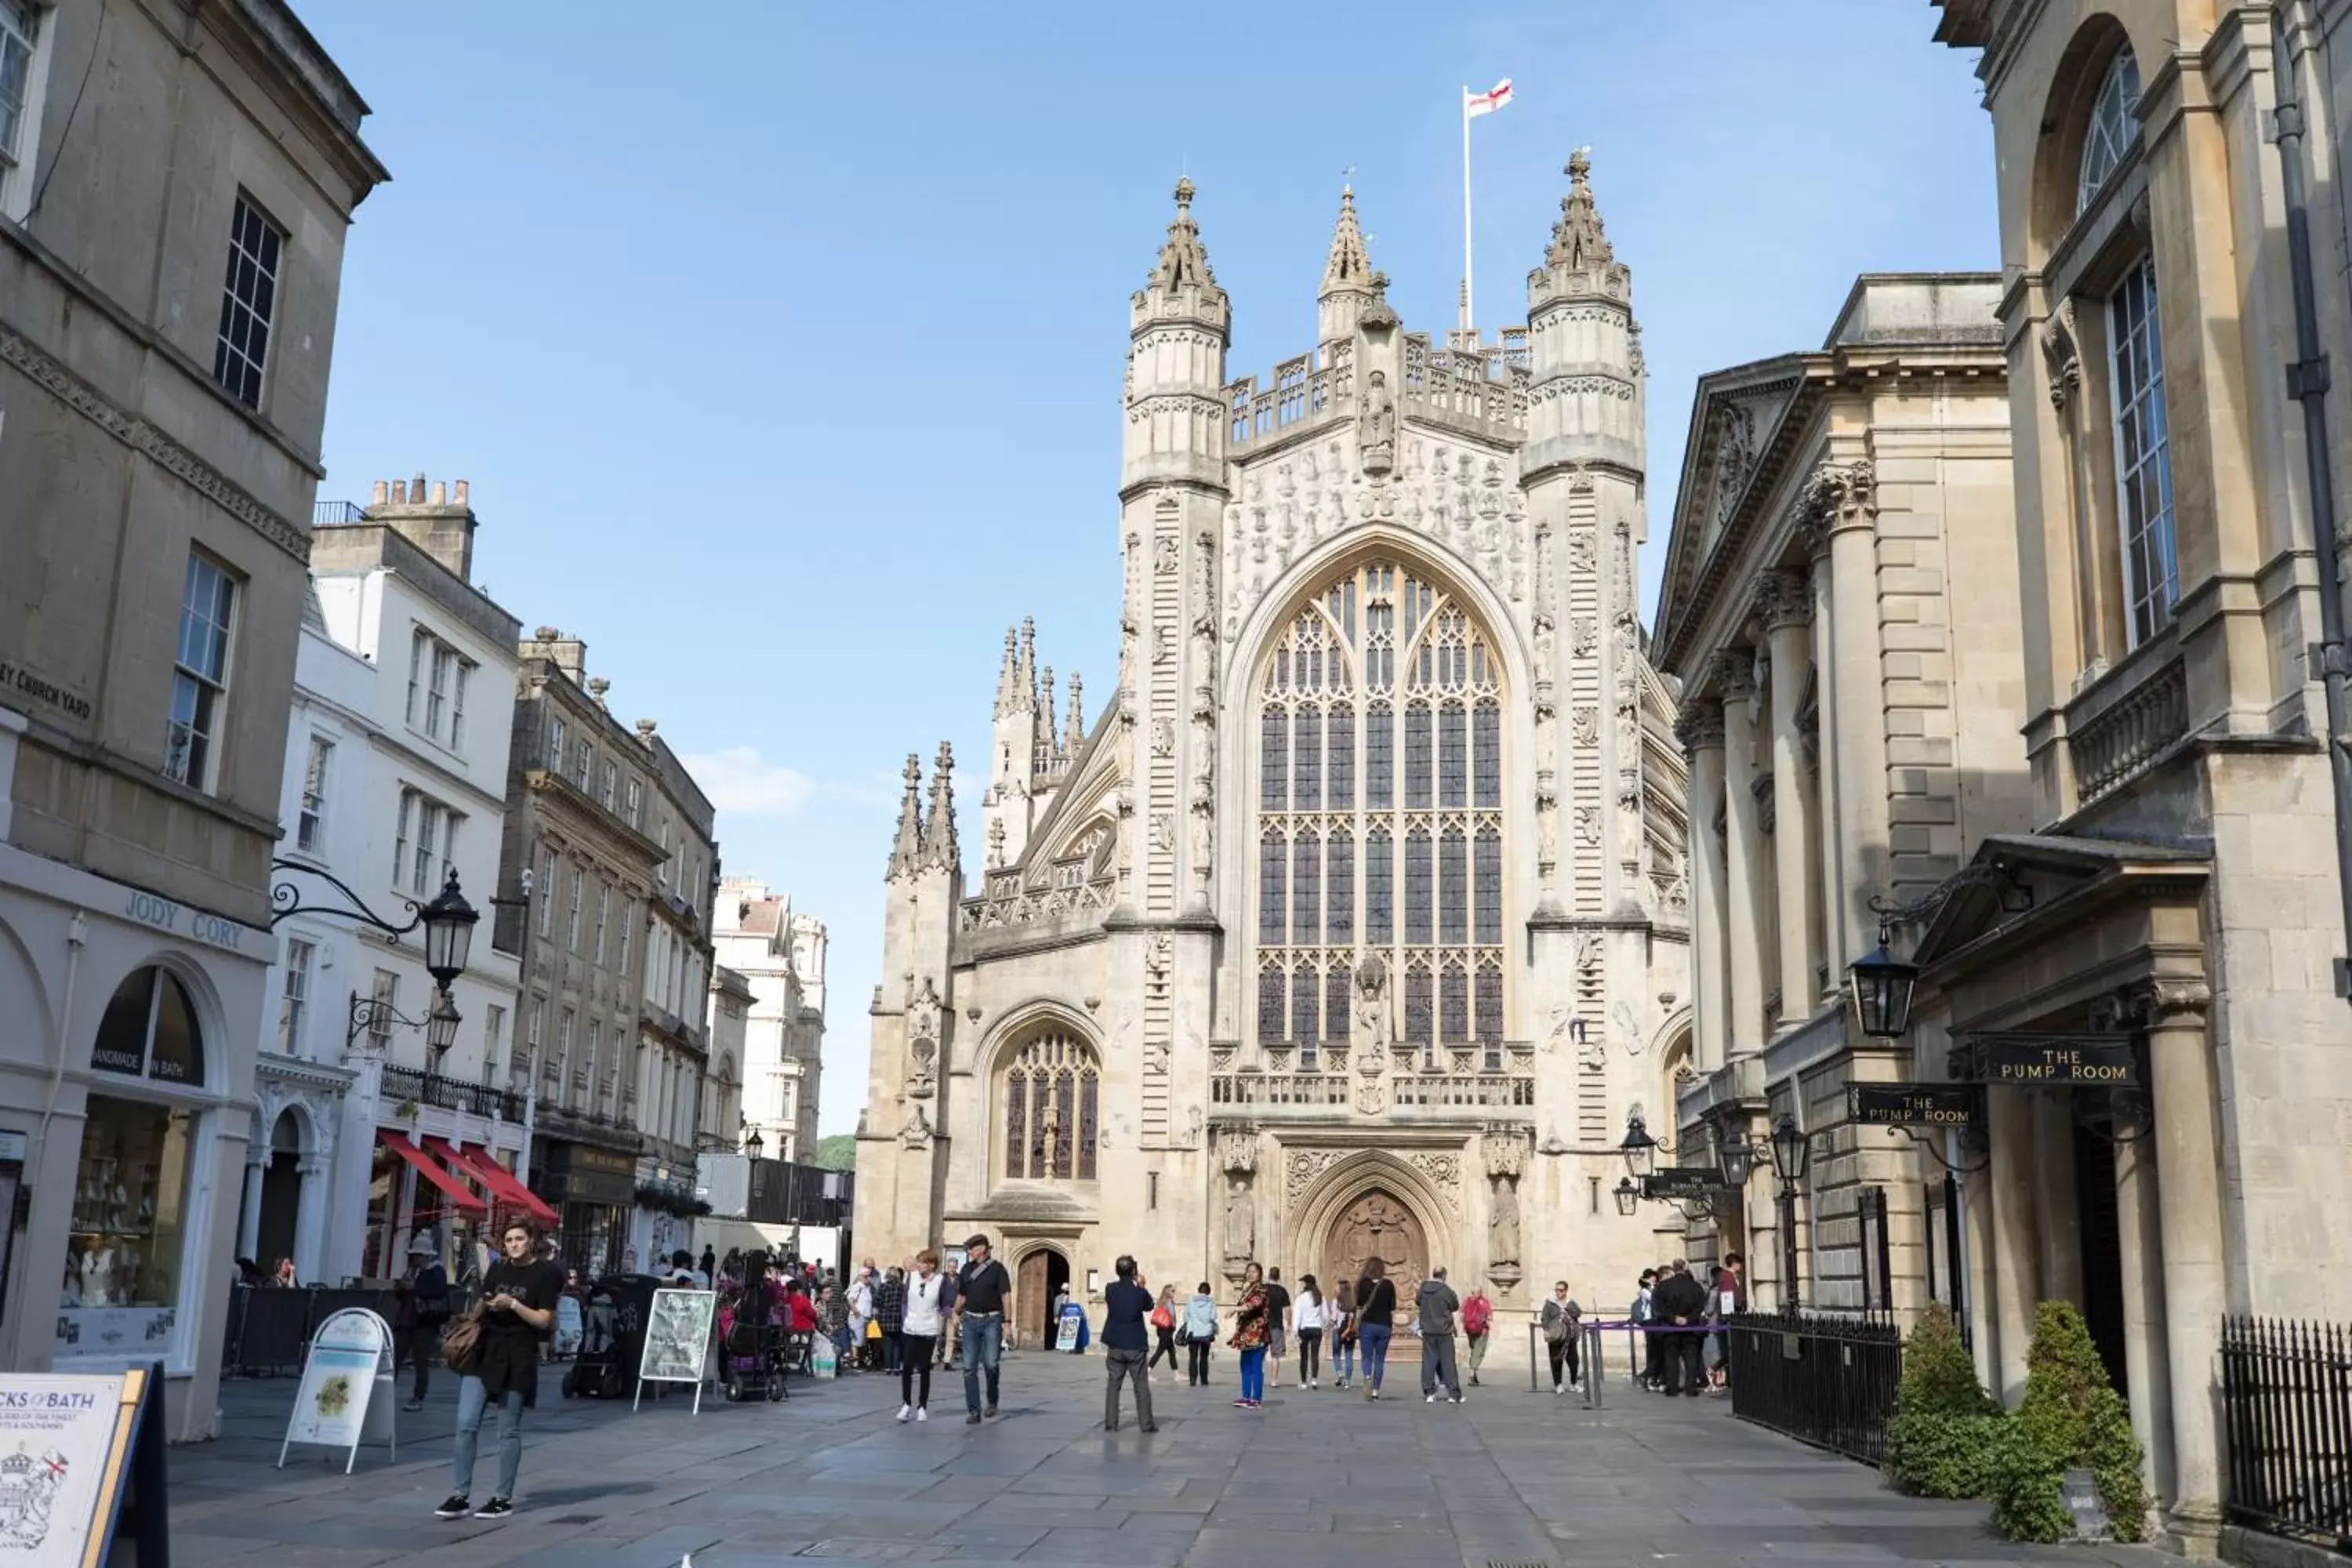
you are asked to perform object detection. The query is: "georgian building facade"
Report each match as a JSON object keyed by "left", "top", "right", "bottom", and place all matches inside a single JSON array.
[
  {"left": 0, "top": 0, "right": 383, "bottom": 1437},
  {"left": 855, "top": 164, "right": 1690, "bottom": 1349},
  {"left": 626, "top": 731, "right": 717, "bottom": 1268},
  {"left": 1917, "top": 0, "right": 2352, "bottom": 1547},
  {"left": 1650, "top": 275, "right": 2026, "bottom": 1316},
  {"left": 712, "top": 880, "right": 826, "bottom": 1163}
]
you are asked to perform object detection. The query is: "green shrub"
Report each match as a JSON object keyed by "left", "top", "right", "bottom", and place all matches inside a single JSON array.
[
  {"left": 1887, "top": 1304, "right": 2006, "bottom": 1497},
  {"left": 1988, "top": 1301, "right": 2150, "bottom": 1543}
]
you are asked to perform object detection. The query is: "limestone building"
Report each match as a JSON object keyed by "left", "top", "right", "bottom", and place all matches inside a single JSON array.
[
  {"left": 0, "top": 0, "right": 384, "bottom": 1436},
  {"left": 1907, "top": 1, "right": 2352, "bottom": 1546},
  {"left": 1650, "top": 275, "right": 2024, "bottom": 1315},
  {"left": 712, "top": 879, "right": 826, "bottom": 1161},
  {"left": 626, "top": 733, "right": 717, "bottom": 1267},
  {"left": 856, "top": 161, "right": 1690, "bottom": 1347}
]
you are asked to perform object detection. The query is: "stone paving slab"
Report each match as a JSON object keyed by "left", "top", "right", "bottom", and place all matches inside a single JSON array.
[{"left": 166, "top": 1351, "right": 2178, "bottom": 1568}]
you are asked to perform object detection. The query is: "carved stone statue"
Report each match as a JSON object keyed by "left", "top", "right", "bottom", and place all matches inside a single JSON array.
[
  {"left": 1225, "top": 1175, "right": 1256, "bottom": 1261},
  {"left": 1359, "top": 371, "right": 1397, "bottom": 477},
  {"left": 1489, "top": 1177, "right": 1522, "bottom": 1269},
  {"left": 907, "top": 975, "right": 941, "bottom": 1044},
  {"left": 908, "top": 1036, "right": 937, "bottom": 1099},
  {"left": 1352, "top": 960, "right": 1392, "bottom": 1058},
  {"left": 1150, "top": 717, "right": 1174, "bottom": 757}
]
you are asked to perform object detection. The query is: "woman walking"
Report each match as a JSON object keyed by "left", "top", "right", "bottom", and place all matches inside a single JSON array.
[
  {"left": 1148, "top": 1284, "right": 1180, "bottom": 1379},
  {"left": 1330, "top": 1280, "right": 1359, "bottom": 1389},
  {"left": 1354, "top": 1256, "right": 1398, "bottom": 1401},
  {"left": 875, "top": 1265, "right": 907, "bottom": 1375},
  {"left": 1182, "top": 1281, "right": 1218, "bottom": 1387},
  {"left": 896, "top": 1250, "right": 952, "bottom": 1421},
  {"left": 1229, "top": 1262, "right": 1270, "bottom": 1410},
  {"left": 435, "top": 1220, "right": 564, "bottom": 1520},
  {"left": 1294, "top": 1274, "right": 1327, "bottom": 1389}
]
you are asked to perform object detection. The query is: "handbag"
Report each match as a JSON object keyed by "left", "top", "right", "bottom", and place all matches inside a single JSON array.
[
  {"left": 1544, "top": 1309, "right": 1570, "bottom": 1346},
  {"left": 865, "top": 1318, "right": 883, "bottom": 1341},
  {"left": 440, "top": 1304, "right": 487, "bottom": 1374}
]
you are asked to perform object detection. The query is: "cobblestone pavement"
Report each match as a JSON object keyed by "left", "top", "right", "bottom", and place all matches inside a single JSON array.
[{"left": 169, "top": 1351, "right": 2172, "bottom": 1568}]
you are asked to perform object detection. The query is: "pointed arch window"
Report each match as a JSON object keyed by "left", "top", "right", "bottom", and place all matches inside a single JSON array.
[
  {"left": 1000, "top": 1032, "right": 1099, "bottom": 1181},
  {"left": 1251, "top": 559, "right": 1508, "bottom": 1058},
  {"left": 2077, "top": 46, "right": 2141, "bottom": 215}
]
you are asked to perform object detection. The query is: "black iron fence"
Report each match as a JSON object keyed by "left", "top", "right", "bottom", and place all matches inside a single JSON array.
[
  {"left": 2222, "top": 1316, "right": 2352, "bottom": 1551},
  {"left": 381, "top": 1062, "right": 525, "bottom": 1123},
  {"left": 222, "top": 1283, "right": 400, "bottom": 1376},
  {"left": 1725, "top": 1311, "right": 1902, "bottom": 1465}
]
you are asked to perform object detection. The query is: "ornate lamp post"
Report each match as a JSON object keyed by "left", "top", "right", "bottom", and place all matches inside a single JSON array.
[
  {"left": 1618, "top": 1112, "right": 1661, "bottom": 1179},
  {"left": 743, "top": 1127, "right": 766, "bottom": 1163},
  {"left": 1846, "top": 927, "right": 1920, "bottom": 1040},
  {"left": 1613, "top": 1177, "right": 1641, "bottom": 1218},
  {"left": 1767, "top": 1112, "right": 1813, "bottom": 1312}
]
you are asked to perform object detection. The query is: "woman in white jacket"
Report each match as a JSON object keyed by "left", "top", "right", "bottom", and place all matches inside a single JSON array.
[
  {"left": 1293, "top": 1274, "right": 1328, "bottom": 1388},
  {"left": 896, "top": 1250, "right": 953, "bottom": 1422},
  {"left": 1181, "top": 1282, "right": 1219, "bottom": 1387}
]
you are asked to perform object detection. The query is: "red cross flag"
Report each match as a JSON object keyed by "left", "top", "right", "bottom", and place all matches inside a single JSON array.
[{"left": 1464, "top": 79, "right": 1515, "bottom": 119}]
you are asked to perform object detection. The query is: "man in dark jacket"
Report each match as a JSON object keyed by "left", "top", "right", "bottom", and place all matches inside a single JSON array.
[
  {"left": 1651, "top": 1261, "right": 1709, "bottom": 1396},
  {"left": 394, "top": 1236, "right": 452, "bottom": 1411}
]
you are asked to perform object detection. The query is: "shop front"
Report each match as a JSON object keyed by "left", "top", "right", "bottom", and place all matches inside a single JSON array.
[{"left": 532, "top": 1138, "right": 637, "bottom": 1277}]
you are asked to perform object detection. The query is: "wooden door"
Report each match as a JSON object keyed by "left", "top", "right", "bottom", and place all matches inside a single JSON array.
[
  {"left": 1017, "top": 1249, "right": 1048, "bottom": 1346},
  {"left": 1326, "top": 1189, "right": 1428, "bottom": 1312}
]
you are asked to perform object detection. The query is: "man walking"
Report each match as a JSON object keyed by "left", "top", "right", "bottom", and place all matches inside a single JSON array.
[
  {"left": 392, "top": 1236, "right": 451, "bottom": 1412},
  {"left": 1099, "top": 1256, "right": 1158, "bottom": 1432},
  {"left": 1634, "top": 1268, "right": 1661, "bottom": 1391},
  {"left": 1416, "top": 1265, "right": 1464, "bottom": 1403},
  {"left": 954, "top": 1233, "right": 1012, "bottom": 1423},
  {"left": 1653, "top": 1260, "right": 1708, "bottom": 1396},
  {"left": 1711, "top": 1252, "right": 1746, "bottom": 1389},
  {"left": 1261, "top": 1268, "right": 1291, "bottom": 1389},
  {"left": 1461, "top": 1284, "right": 1494, "bottom": 1387}
]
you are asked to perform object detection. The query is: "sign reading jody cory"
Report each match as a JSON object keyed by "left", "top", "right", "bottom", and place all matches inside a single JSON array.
[{"left": 1951, "top": 1032, "right": 2141, "bottom": 1087}]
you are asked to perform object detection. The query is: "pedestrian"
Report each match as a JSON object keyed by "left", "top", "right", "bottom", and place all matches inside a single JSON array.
[
  {"left": 274, "top": 1257, "right": 299, "bottom": 1288},
  {"left": 392, "top": 1236, "right": 451, "bottom": 1413},
  {"left": 1228, "top": 1261, "right": 1270, "bottom": 1409},
  {"left": 848, "top": 1269, "right": 875, "bottom": 1370},
  {"left": 699, "top": 1244, "right": 717, "bottom": 1283},
  {"left": 954, "top": 1233, "right": 1013, "bottom": 1424},
  {"left": 1330, "top": 1279, "right": 1358, "bottom": 1389},
  {"left": 435, "top": 1219, "right": 563, "bottom": 1521},
  {"left": 1416, "top": 1265, "right": 1464, "bottom": 1403},
  {"left": 1261, "top": 1267, "right": 1290, "bottom": 1389},
  {"left": 670, "top": 1248, "right": 709, "bottom": 1289},
  {"left": 1147, "top": 1284, "right": 1180, "bottom": 1379},
  {"left": 722, "top": 1247, "right": 743, "bottom": 1283},
  {"left": 1634, "top": 1269, "right": 1661, "bottom": 1390},
  {"left": 1293, "top": 1273, "right": 1326, "bottom": 1388},
  {"left": 1353, "top": 1256, "right": 1397, "bottom": 1401},
  {"left": 1711, "top": 1252, "right": 1746, "bottom": 1390},
  {"left": 1653, "top": 1260, "right": 1708, "bottom": 1396},
  {"left": 1182, "top": 1280, "right": 1218, "bottom": 1386},
  {"left": 1461, "top": 1284, "right": 1494, "bottom": 1387},
  {"left": 817, "top": 1280, "right": 850, "bottom": 1366},
  {"left": 1540, "top": 1280, "right": 1583, "bottom": 1395},
  {"left": 877, "top": 1264, "right": 907, "bottom": 1374},
  {"left": 896, "top": 1248, "right": 953, "bottom": 1422},
  {"left": 1100, "top": 1255, "right": 1158, "bottom": 1432}
]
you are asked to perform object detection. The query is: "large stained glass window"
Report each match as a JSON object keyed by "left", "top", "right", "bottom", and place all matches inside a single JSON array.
[
  {"left": 1000, "top": 1032, "right": 1100, "bottom": 1181},
  {"left": 1252, "top": 560, "right": 1507, "bottom": 1055}
]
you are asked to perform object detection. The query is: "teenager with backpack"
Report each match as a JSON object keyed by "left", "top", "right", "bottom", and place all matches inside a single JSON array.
[
  {"left": 1461, "top": 1286, "right": 1494, "bottom": 1387},
  {"left": 1540, "top": 1280, "right": 1583, "bottom": 1394}
]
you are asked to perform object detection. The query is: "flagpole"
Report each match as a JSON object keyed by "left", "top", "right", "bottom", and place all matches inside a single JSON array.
[{"left": 1460, "top": 84, "right": 1474, "bottom": 339}]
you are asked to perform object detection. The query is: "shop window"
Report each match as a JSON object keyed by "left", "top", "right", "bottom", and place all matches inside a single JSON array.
[
  {"left": 91, "top": 967, "right": 205, "bottom": 1086},
  {"left": 63, "top": 1095, "right": 196, "bottom": 1335}
]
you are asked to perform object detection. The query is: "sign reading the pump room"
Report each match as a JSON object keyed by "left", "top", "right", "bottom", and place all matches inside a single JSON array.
[
  {"left": 1961, "top": 1033, "right": 2141, "bottom": 1087},
  {"left": 1848, "top": 1083, "right": 1980, "bottom": 1127}
]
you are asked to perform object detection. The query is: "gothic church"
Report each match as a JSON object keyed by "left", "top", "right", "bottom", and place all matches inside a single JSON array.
[{"left": 856, "top": 157, "right": 1693, "bottom": 1345}]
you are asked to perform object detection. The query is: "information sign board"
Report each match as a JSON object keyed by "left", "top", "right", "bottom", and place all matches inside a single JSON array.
[
  {"left": 278, "top": 1308, "right": 394, "bottom": 1474},
  {"left": 1849, "top": 1083, "right": 1981, "bottom": 1127},
  {"left": 0, "top": 1363, "right": 168, "bottom": 1568},
  {"left": 633, "top": 1288, "right": 717, "bottom": 1414}
]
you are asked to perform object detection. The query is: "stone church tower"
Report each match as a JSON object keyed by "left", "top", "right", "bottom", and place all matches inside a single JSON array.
[{"left": 857, "top": 159, "right": 1690, "bottom": 1345}]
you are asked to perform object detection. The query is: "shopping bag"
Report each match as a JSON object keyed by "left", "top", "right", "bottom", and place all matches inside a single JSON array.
[{"left": 811, "top": 1338, "right": 838, "bottom": 1377}]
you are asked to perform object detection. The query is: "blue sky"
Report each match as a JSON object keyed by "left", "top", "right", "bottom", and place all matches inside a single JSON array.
[{"left": 296, "top": 2, "right": 1995, "bottom": 1138}]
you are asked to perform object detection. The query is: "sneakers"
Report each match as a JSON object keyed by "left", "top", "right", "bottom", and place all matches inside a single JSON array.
[
  {"left": 1233, "top": 1397, "right": 1251, "bottom": 1408},
  {"left": 1449, "top": 1394, "right": 1464, "bottom": 1404},
  {"left": 1309, "top": 1379, "right": 1319, "bottom": 1389},
  {"left": 434, "top": 1495, "right": 470, "bottom": 1519},
  {"left": 473, "top": 1498, "right": 514, "bottom": 1520},
  {"left": 1469, "top": 1374, "right": 1482, "bottom": 1387},
  {"left": 964, "top": 1411, "right": 982, "bottom": 1425},
  {"left": 895, "top": 1404, "right": 912, "bottom": 1423},
  {"left": 916, "top": 1406, "right": 929, "bottom": 1421},
  {"left": 402, "top": 1399, "right": 424, "bottom": 1413},
  {"left": 1571, "top": 1380, "right": 1584, "bottom": 1393},
  {"left": 984, "top": 1406, "right": 1000, "bottom": 1422},
  {"left": 1553, "top": 1383, "right": 1564, "bottom": 1396},
  {"left": 1425, "top": 1392, "right": 1436, "bottom": 1403}
]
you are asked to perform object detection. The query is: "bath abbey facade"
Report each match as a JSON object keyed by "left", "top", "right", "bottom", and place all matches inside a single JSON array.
[{"left": 855, "top": 158, "right": 1693, "bottom": 1341}]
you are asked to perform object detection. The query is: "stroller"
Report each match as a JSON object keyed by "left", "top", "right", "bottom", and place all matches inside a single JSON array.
[
  {"left": 716, "top": 1279, "right": 789, "bottom": 1403},
  {"left": 561, "top": 1272, "right": 659, "bottom": 1399}
]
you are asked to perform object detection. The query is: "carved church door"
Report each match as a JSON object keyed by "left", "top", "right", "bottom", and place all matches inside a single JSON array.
[{"left": 1326, "top": 1190, "right": 1428, "bottom": 1315}]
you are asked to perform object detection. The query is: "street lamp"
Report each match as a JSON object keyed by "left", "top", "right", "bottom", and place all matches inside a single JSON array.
[
  {"left": 1769, "top": 1112, "right": 1812, "bottom": 1184},
  {"left": 1846, "top": 925, "right": 1920, "bottom": 1040},
  {"left": 418, "top": 871, "right": 481, "bottom": 993},
  {"left": 271, "top": 860, "right": 484, "bottom": 1008},
  {"left": 744, "top": 1127, "right": 766, "bottom": 1162},
  {"left": 1619, "top": 1112, "right": 1661, "bottom": 1178},
  {"left": 347, "top": 991, "right": 463, "bottom": 1062},
  {"left": 426, "top": 990, "right": 463, "bottom": 1062},
  {"left": 1715, "top": 1135, "right": 1757, "bottom": 1190},
  {"left": 1613, "top": 1177, "right": 1641, "bottom": 1218}
]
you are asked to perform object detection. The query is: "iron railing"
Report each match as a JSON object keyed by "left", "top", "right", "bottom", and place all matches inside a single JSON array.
[
  {"left": 1725, "top": 1311, "right": 1902, "bottom": 1465},
  {"left": 2223, "top": 1316, "right": 2352, "bottom": 1551},
  {"left": 222, "top": 1283, "right": 398, "bottom": 1376},
  {"left": 313, "top": 500, "right": 366, "bottom": 527},
  {"left": 380, "top": 1063, "right": 526, "bottom": 1123}
]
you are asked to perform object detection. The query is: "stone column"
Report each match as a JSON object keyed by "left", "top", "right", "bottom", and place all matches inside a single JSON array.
[
  {"left": 2031, "top": 1090, "right": 2085, "bottom": 1305},
  {"left": 1678, "top": 709, "right": 1729, "bottom": 1072},
  {"left": 1962, "top": 1161, "right": 2002, "bottom": 1396},
  {"left": 293, "top": 1154, "right": 330, "bottom": 1287},
  {"left": 1762, "top": 568, "right": 1820, "bottom": 1021},
  {"left": 1985, "top": 1086, "right": 2042, "bottom": 1405},
  {"left": 1805, "top": 524, "right": 1845, "bottom": 978},
  {"left": 238, "top": 1150, "right": 266, "bottom": 1261},
  {"left": 2114, "top": 1112, "right": 2176, "bottom": 1511},
  {"left": 1818, "top": 463, "right": 1887, "bottom": 957},
  {"left": 2140, "top": 980, "right": 2225, "bottom": 1547},
  {"left": 1715, "top": 649, "right": 1766, "bottom": 1056}
]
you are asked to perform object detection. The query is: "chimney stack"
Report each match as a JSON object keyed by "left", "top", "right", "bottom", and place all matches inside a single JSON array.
[
  {"left": 361, "top": 472, "right": 480, "bottom": 582},
  {"left": 521, "top": 626, "right": 589, "bottom": 683}
]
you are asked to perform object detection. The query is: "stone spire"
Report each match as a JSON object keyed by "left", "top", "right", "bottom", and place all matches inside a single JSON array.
[
  {"left": 1145, "top": 176, "right": 1221, "bottom": 301},
  {"left": 887, "top": 753, "right": 925, "bottom": 879},
  {"left": 1547, "top": 147, "right": 1616, "bottom": 272},
  {"left": 993, "top": 626, "right": 1022, "bottom": 717},
  {"left": 1017, "top": 616, "right": 1038, "bottom": 710},
  {"left": 923, "top": 742, "right": 960, "bottom": 871},
  {"left": 1040, "top": 666, "right": 1059, "bottom": 756},
  {"left": 1317, "top": 185, "right": 1376, "bottom": 343},
  {"left": 1063, "top": 673, "right": 1084, "bottom": 757}
]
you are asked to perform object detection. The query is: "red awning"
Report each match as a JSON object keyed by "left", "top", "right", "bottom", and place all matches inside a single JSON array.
[
  {"left": 378, "top": 1131, "right": 488, "bottom": 1214},
  {"left": 427, "top": 1136, "right": 560, "bottom": 1228}
]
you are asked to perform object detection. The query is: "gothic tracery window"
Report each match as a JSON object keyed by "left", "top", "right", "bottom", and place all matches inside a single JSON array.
[
  {"left": 1254, "top": 561, "right": 1506, "bottom": 1056},
  {"left": 1000, "top": 1032, "right": 1100, "bottom": 1181}
]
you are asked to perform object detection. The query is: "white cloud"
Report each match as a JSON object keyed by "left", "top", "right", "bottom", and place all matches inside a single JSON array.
[{"left": 681, "top": 747, "right": 818, "bottom": 816}]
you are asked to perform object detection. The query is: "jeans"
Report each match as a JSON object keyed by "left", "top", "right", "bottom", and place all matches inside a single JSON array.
[
  {"left": 1238, "top": 1346, "right": 1265, "bottom": 1402},
  {"left": 1149, "top": 1327, "right": 1178, "bottom": 1370},
  {"left": 900, "top": 1334, "right": 935, "bottom": 1407},
  {"left": 1359, "top": 1323, "right": 1393, "bottom": 1391},
  {"left": 1334, "top": 1339, "right": 1356, "bottom": 1383},
  {"left": 960, "top": 1314, "right": 1004, "bottom": 1413},
  {"left": 1421, "top": 1331, "right": 1461, "bottom": 1398},
  {"left": 1104, "top": 1346, "right": 1153, "bottom": 1428},
  {"left": 1548, "top": 1334, "right": 1581, "bottom": 1388},
  {"left": 1296, "top": 1327, "right": 1323, "bottom": 1383},
  {"left": 394, "top": 1324, "right": 436, "bottom": 1401},
  {"left": 452, "top": 1376, "right": 524, "bottom": 1501},
  {"left": 883, "top": 1328, "right": 903, "bottom": 1373},
  {"left": 1186, "top": 1338, "right": 1211, "bottom": 1385}
]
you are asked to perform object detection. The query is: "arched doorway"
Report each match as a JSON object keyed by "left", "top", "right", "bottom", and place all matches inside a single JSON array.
[
  {"left": 1323, "top": 1188, "right": 1429, "bottom": 1308},
  {"left": 256, "top": 1110, "right": 303, "bottom": 1273},
  {"left": 1014, "top": 1245, "right": 1069, "bottom": 1349}
]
